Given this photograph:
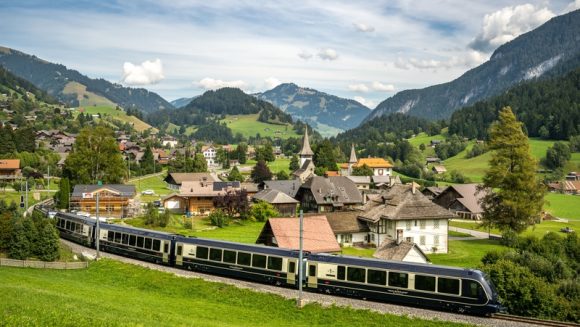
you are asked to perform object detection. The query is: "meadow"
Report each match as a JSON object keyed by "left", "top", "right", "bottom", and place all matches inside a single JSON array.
[
  {"left": 221, "top": 114, "right": 301, "bottom": 139},
  {"left": 74, "top": 105, "right": 156, "bottom": 132},
  {"left": 0, "top": 260, "right": 469, "bottom": 327}
]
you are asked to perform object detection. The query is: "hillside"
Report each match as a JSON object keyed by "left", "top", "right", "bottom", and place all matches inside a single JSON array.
[
  {"left": 0, "top": 65, "right": 57, "bottom": 105},
  {"left": 170, "top": 97, "right": 194, "bottom": 108},
  {"left": 0, "top": 46, "right": 174, "bottom": 112},
  {"left": 257, "top": 83, "right": 371, "bottom": 136},
  {"left": 366, "top": 9, "right": 580, "bottom": 121},
  {"left": 76, "top": 106, "right": 156, "bottom": 133}
]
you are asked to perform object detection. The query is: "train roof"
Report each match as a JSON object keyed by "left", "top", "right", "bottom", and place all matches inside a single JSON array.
[
  {"left": 309, "top": 253, "right": 483, "bottom": 279},
  {"left": 56, "top": 212, "right": 97, "bottom": 226},
  {"left": 100, "top": 223, "right": 175, "bottom": 240},
  {"left": 175, "top": 236, "right": 302, "bottom": 258}
]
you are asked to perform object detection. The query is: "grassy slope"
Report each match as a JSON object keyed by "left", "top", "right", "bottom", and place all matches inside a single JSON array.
[
  {"left": 245, "top": 158, "right": 292, "bottom": 174},
  {"left": 62, "top": 81, "right": 116, "bottom": 107},
  {"left": 544, "top": 193, "right": 580, "bottom": 219},
  {"left": 76, "top": 105, "right": 156, "bottom": 133},
  {"left": 449, "top": 218, "right": 580, "bottom": 238},
  {"left": 428, "top": 240, "right": 505, "bottom": 268},
  {"left": 0, "top": 260, "right": 468, "bottom": 327},
  {"left": 221, "top": 114, "right": 301, "bottom": 139}
]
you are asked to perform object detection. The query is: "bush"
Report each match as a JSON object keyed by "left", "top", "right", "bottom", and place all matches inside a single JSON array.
[
  {"left": 209, "top": 210, "right": 230, "bottom": 228},
  {"left": 9, "top": 219, "right": 30, "bottom": 260},
  {"left": 500, "top": 229, "right": 519, "bottom": 247},
  {"left": 250, "top": 201, "right": 279, "bottom": 222},
  {"left": 158, "top": 210, "right": 170, "bottom": 228}
]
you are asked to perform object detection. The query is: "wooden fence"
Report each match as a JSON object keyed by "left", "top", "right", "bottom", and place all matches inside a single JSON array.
[{"left": 0, "top": 258, "right": 88, "bottom": 269}]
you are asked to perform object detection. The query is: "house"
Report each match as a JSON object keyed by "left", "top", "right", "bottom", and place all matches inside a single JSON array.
[
  {"left": 164, "top": 172, "right": 216, "bottom": 190},
  {"left": 202, "top": 145, "right": 217, "bottom": 166},
  {"left": 262, "top": 180, "right": 301, "bottom": 198},
  {"left": 372, "top": 238, "right": 430, "bottom": 264},
  {"left": 163, "top": 181, "right": 241, "bottom": 215},
  {"left": 324, "top": 211, "right": 369, "bottom": 247},
  {"left": 357, "top": 184, "right": 455, "bottom": 253},
  {"left": 547, "top": 181, "right": 580, "bottom": 195},
  {"left": 431, "top": 165, "right": 447, "bottom": 174},
  {"left": 0, "top": 159, "right": 21, "bottom": 180},
  {"left": 372, "top": 175, "right": 402, "bottom": 189},
  {"left": 296, "top": 176, "right": 363, "bottom": 213},
  {"left": 346, "top": 176, "right": 371, "bottom": 191},
  {"left": 433, "top": 184, "right": 488, "bottom": 220},
  {"left": 425, "top": 157, "right": 441, "bottom": 165},
  {"left": 339, "top": 147, "right": 394, "bottom": 177},
  {"left": 255, "top": 216, "right": 341, "bottom": 253},
  {"left": 153, "top": 149, "right": 170, "bottom": 165},
  {"left": 162, "top": 137, "right": 178, "bottom": 148},
  {"left": 430, "top": 140, "right": 442, "bottom": 147},
  {"left": 241, "top": 182, "right": 259, "bottom": 198},
  {"left": 422, "top": 186, "right": 444, "bottom": 200},
  {"left": 252, "top": 189, "right": 299, "bottom": 217},
  {"left": 566, "top": 172, "right": 580, "bottom": 181},
  {"left": 69, "top": 184, "right": 137, "bottom": 218},
  {"left": 292, "top": 129, "right": 315, "bottom": 183}
]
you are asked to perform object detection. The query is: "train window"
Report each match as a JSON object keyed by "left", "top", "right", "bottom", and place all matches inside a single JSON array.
[
  {"left": 388, "top": 272, "right": 408, "bottom": 288},
  {"left": 237, "top": 252, "right": 251, "bottom": 266},
  {"left": 209, "top": 248, "right": 223, "bottom": 261},
  {"left": 176, "top": 245, "right": 182, "bottom": 256},
  {"left": 107, "top": 231, "right": 114, "bottom": 242},
  {"left": 267, "top": 257, "right": 282, "bottom": 271},
  {"left": 223, "top": 250, "right": 236, "bottom": 264},
  {"left": 137, "top": 236, "right": 144, "bottom": 248},
  {"left": 196, "top": 246, "right": 209, "bottom": 259},
  {"left": 415, "top": 275, "right": 436, "bottom": 292},
  {"left": 463, "top": 280, "right": 483, "bottom": 298},
  {"left": 367, "top": 269, "right": 387, "bottom": 286},
  {"left": 65, "top": 221, "right": 71, "bottom": 230},
  {"left": 288, "top": 261, "right": 296, "bottom": 273},
  {"left": 252, "top": 254, "right": 267, "bottom": 268},
  {"left": 308, "top": 265, "right": 316, "bottom": 277},
  {"left": 337, "top": 266, "right": 346, "bottom": 280},
  {"left": 129, "top": 235, "right": 136, "bottom": 246},
  {"left": 114, "top": 232, "right": 122, "bottom": 243},
  {"left": 438, "top": 278, "right": 460, "bottom": 295},
  {"left": 152, "top": 239, "right": 161, "bottom": 252},
  {"left": 144, "top": 238, "right": 152, "bottom": 250},
  {"left": 122, "top": 233, "right": 129, "bottom": 245},
  {"left": 347, "top": 267, "right": 366, "bottom": 283},
  {"left": 163, "top": 243, "right": 169, "bottom": 253}
]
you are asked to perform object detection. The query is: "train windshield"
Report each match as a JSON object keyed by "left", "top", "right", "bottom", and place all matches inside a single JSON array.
[{"left": 482, "top": 272, "right": 499, "bottom": 302}]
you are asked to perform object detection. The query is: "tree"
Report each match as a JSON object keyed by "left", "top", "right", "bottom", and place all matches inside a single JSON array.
[
  {"left": 250, "top": 201, "right": 279, "bottom": 222},
  {"left": 57, "top": 177, "right": 70, "bottom": 210},
  {"left": 0, "top": 211, "right": 13, "bottom": 251},
  {"left": 480, "top": 107, "right": 545, "bottom": 233},
  {"left": 208, "top": 209, "right": 230, "bottom": 228},
  {"left": 35, "top": 220, "right": 60, "bottom": 261},
  {"left": 63, "top": 125, "right": 127, "bottom": 185},
  {"left": 276, "top": 170, "right": 289, "bottom": 180},
  {"left": 251, "top": 160, "right": 272, "bottom": 183},
  {"left": 144, "top": 202, "right": 159, "bottom": 226},
  {"left": 192, "top": 153, "right": 208, "bottom": 173},
  {"left": 141, "top": 145, "right": 155, "bottom": 175},
  {"left": 255, "top": 142, "right": 275, "bottom": 162},
  {"left": 9, "top": 219, "right": 30, "bottom": 260},
  {"left": 235, "top": 143, "right": 248, "bottom": 164},
  {"left": 213, "top": 190, "right": 249, "bottom": 219},
  {"left": 313, "top": 139, "right": 339, "bottom": 171},
  {"left": 289, "top": 155, "right": 300, "bottom": 171},
  {"left": 545, "top": 142, "right": 571, "bottom": 170},
  {"left": 227, "top": 166, "right": 244, "bottom": 182},
  {"left": 352, "top": 164, "right": 373, "bottom": 176},
  {"left": 570, "top": 135, "right": 580, "bottom": 152}
]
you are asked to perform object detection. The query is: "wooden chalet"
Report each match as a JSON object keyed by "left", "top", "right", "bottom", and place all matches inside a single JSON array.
[
  {"left": 69, "top": 184, "right": 137, "bottom": 218},
  {"left": 252, "top": 189, "right": 299, "bottom": 217},
  {"left": 0, "top": 159, "right": 21, "bottom": 180},
  {"left": 163, "top": 181, "right": 241, "bottom": 215}
]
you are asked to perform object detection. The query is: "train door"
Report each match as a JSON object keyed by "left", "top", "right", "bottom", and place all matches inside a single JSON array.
[
  {"left": 307, "top": 263, "right": 318, "bottom": 288},
  {"left": 286, "top": 259, "right": 296, "bottom": 284},
  {"left": 175, "top": 243, "right": 183, "bottom": 266},
  {"left": 162, "top": 241, "right": 170, "bottom": 264}
]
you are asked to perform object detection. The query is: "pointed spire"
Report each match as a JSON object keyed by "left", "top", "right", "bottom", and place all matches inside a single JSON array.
[
  {"left": 298, "top": 128, "right": 314, "bottom": 156},
  {"left": 348, "top": 144, "right": 357, "bottom": 164}
]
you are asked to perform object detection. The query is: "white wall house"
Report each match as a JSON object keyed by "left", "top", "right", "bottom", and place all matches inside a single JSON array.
[
  {"left": 202, "top": 146, "right": 217, "bottom": 166},
  {"left": 372, "top": 219, "right": 449, "bottom": 254}
]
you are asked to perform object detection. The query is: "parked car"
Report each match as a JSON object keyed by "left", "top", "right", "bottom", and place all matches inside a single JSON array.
[
  {"left": 560, "top": 227, "right": 574, "bottom": 233},
  {"left": 153, "top": 200, "right": 162, "bottom": 207},
  {"left": 141, "top": 189, "right": 155, "bottom": 195}
]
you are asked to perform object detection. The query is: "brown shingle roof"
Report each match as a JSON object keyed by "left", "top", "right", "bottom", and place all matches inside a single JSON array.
[
  {"left": 324, "top": 211, "right": 369, "bottom": 234},
  {"left": 166, "top": 172, "right": 216, "bottom": 184},
  {"left": 258, "top": 216, "right": 341, "bottom": 253},
  {"left": 373, "top": 239, "right": 429, "bottom": 262},
  {"left": 301, "top": 176, "right": 363, "bottom": 206},
  {"left": 253, "top": 189, "right": 299, "bottom": 204}
]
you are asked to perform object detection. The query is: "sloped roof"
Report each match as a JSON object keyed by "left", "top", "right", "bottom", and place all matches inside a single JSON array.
[
  {"left": 292, "top": 159, "right": 313, "bottom": 176},
  {"left": 359, "top": 184, "right": 455, "bottom": 222},
  {"left": 373, "top": 239, "right": 429, "bottom": 262},
  {"left": 263, "top": 180, "right": 301, "bottom": 198},
  {"left": 439, "top": 184, "right": 487, "bottom": 213},
  {"left": 241, "top": 183, "right": 259, "bottom": 193},
  {"left": 298, "top": 129, "right": 314, "bottom": 156},
  {"left": 253, "top": 189, "right": 299, "bottom": 204},
  {"left": 72, "top": 184, "right": 136, "bottom": 197},
  {"left": 324, "top": 211, "right": 369, "bottom": 233},
  {"left": 165, "top": 172, "right": 216, "bottom": 185},
  {"left": 432, "top": 165, "right": 447, "bottom": 173},
  {"left": 349, "top": 144, "right": 357, "bottom": 163},
  {"left": 180, "top": 181, "right": 240, "bottom": 197},
  {"left": 372, "top": 175, "right": 402, "bottom": 186},
  {"left": 258, "top": 216, "right": 341, "bottom": 253},
  {"left": 0, "top": 159, "right": 20, "bottom": 170},
  {"left": 357, "top": 158, "right": 393, "bottom": 168},
  {"left": 301, "top": 176, "right": 363, "bottom": 205},
  {"left": 346, "top": 176, "right": 371, "bottom": 184}
]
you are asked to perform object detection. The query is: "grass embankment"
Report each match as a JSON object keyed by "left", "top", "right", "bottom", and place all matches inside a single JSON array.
[
  {"left": 428, "top": 240, "right": 504, "bottom": 268},
  {"left": 74, "top": 105, "right": 156, "bottom": 133},
  {"left": 450, "top": 217, "right": 580, "bottom": 238},
  {"left": 222, "top": 114, "right": 301, "bottom": 140},
  {"left": 0, "top": 260, "right": 469, "bottom": 326}
]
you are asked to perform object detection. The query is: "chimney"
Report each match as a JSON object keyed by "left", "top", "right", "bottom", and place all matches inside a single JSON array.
[
  {"left": 412, "top": 182, "right": 417, "bottom": 194},
  {"left": 396, "top": 229, "right": 403, "bottom": 245}
]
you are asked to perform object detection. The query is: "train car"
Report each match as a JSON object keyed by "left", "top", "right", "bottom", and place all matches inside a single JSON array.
[
  {"left": 55, "top": 212, "right": 96, "bottom": 247},
  {"left": 97, "top": 223, "right": 175, "bottom": 265},
  {"left": 174, "top": 236, "right": 302, "bottom": 287},
  {"left": 306, "top": 253, "right": 501, "bottom": 315}
]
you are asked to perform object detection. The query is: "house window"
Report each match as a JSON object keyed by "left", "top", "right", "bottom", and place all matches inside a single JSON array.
[
  {"left": 340, "top": 234, "right": 352, "bottom": 244},
  {"left": 420, "top": 220, "right": 426, "bottom": 229},
  {"left": 434, "top": 219, "right": 440, "bottom": 229},
  {"left": 378, "top": 169, "right": 384, "bottom": 175},
  {"left": 405, "top": 221, "right": 411, "bottom": 231},
  {"left": 420, "top": 236, "right": 426, "bottom": 245},
  {"left": 434, "top": 235, "right": 440, "bottom": 246},
  {"left": 405, "top": 237, "right": 413, "bottom": 243}
]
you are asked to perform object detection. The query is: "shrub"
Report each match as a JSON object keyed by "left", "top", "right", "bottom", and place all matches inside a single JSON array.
[
  {"left": 250, "top": 201, "right": 279, "bottom": 222},
  {"left": 209, "top": 210, "right": 230, "bottom": 228},
  {"left": 9, "top": 219, "right": 30, "bottom": 260},
  {"left": 500, "top": 229, "right": 518, "bottom": 247}
]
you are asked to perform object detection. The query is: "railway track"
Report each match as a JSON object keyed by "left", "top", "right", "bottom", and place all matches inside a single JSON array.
[{"left": 492, "top": 313, "right": 579, "bottom": 327}]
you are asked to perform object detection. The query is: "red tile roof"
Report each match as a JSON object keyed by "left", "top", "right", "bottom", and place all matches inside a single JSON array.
[
  {"left": 263, "top": 216, "right": 341, "bottom": 253},
  {"left": 0, "top": 159, "right": 20, "bottom": 170}
]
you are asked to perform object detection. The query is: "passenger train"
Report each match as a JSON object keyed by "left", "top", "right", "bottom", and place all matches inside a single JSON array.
[{"left": 55, "top": 212, "right": 502, "bottom": 315}]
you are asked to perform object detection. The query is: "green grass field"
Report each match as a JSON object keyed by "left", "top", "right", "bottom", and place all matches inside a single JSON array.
[
  {"left": 131, "top": 172, "right": 174, "bottom": 202},
  {"left": 449, "top": 230, "right": 473, "bottom": 238},
  {"left": 449, "top": 217, "right": 580, "bottom": 238},
  {"left": 428, "top": 239, "right": 505, "bottom": 268},
  {"left": 221, "top": 114, "right": 301, "bottom": 139},
  {"left": 544, "top": 193, "right": 580, "bottom": 219},
  {"left": 244, "top": 158, "right": 292, "bottom": 175},
  {"left": 0, "top": 260, "right": 468, "bottom": 327},
  {"left": 75, "top": 105, "right": 156, "bottom": 133}
]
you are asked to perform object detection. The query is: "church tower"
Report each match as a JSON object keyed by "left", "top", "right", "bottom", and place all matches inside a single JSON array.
[
  {"left": 298, "top": 128, "right": 314, "bottom": 167},
  {"left": 347, "top": 144, "right": 357, "bottom": 176}
]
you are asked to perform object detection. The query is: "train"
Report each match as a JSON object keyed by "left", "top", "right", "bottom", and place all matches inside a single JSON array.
[{"left": 54, "top": 212, "right": 502, "bottom": 316}]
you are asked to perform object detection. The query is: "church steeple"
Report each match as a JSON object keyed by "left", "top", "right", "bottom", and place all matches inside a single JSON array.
[
  {"left": 348, "top": 144, "right": 357, "bottom": 176},
  {"left": 298, "top": 128, "right": 314, "bottom": 166}
]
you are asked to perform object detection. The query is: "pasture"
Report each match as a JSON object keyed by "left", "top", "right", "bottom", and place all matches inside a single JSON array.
[
  {"left": 0, "top": 260, "right": 468, "bottom": 327},
  {"left": 74, "top": 105, "right": 156, "bottom": 132},
  {"left": 221, "top": 114, "right": 301, "bottom": 139},
  {"left": 428, "top": 239, "right": 505, "bottom": 268}
]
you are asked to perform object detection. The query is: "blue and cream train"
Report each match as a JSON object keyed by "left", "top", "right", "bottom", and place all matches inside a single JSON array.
[{"left": 55, "top": 212, "right": 502, "bottom": 315}]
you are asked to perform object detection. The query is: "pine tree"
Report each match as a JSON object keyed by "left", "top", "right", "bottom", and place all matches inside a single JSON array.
[
  {"left": 480, "top": 107, "right": 545, "bottom": 233},
  {"left": 289, "top": 155, "right": 300, "bottom": 171},
  {"left": 0, "top": 212, "right": 13, "bottom": 251},
  {"left": 192, "top": 153, "right": 208, "bottom": 173},
  {"left": 36, "top": 220, "right": 60, "bottom": 261},
  {"left": 251, "top": 160, "right": 272, "bottom": 183},
  {"left": 141, "top": 145, "right": 155, "bottom": 174},
  {"left": 227, "top": 166, "right": 244, "bottom": 182},
  {"left": 9, "top": 219, "right": 30, "bottom": 260}
]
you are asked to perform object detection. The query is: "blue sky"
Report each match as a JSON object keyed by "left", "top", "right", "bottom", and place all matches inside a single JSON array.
[{"left": 0, "top": 0, "right": 578, "bottom": 108}]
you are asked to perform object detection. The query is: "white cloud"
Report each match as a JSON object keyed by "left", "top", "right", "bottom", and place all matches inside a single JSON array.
[
  {"left": 121, "top": 58, "right": 164, "bottom": 85},
  {"left": 264, "top": 77, "right": 281, "bottom": 90},
  {"left": 197, "top": 78, "right": 248, "bottom": 91},
  {"left": 469, "top": 4, "right": 555, "bottom": 52},
  {"left": 354, "top": 96, "right": 376, "bottom": 109},
  {"left": 348, "top": 83, "right": 369, "bottom": 93},
  {"left": 394, "top": 50, "right": 487, "bottom": 71},
  {"left": 353, "top": 22, "right": 375, "bottom": 32},
  {"left": 564, "top": 0, "right": 580, "bottom": 12},
  {"left": 318, "top": 48, "right": 339, "bottom": 61},
  {"left": 297, "top": 50, "right": 313, "bottom": 60},
  {"left": 371, "top": 81, "right": 394, "bottom": 92}
]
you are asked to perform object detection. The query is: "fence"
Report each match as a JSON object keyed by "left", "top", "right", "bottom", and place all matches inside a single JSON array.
[{"left": 0, "top": 258, "right": 88, "bottom": 269}]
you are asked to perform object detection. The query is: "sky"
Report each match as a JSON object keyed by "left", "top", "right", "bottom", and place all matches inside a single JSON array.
[{"left": 0, "top": 0, "right": 578, "bottom": 109}]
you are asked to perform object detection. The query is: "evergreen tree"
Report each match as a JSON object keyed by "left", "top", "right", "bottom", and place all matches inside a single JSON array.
[
  {"left": 192, "top": 153, "right": 208, "bottom": 173},
  {"left": 255, "top": 142, "right": 275, "bottom": 162},
  {"left": 227, "top": 166, "right": 244, "bottom": 182},
  {"left": 313, "top": 139, "right": 340, "bottom": 171},
  {"left": 276, "top": 170, "right": 289, "bottom": 180},
  {"left": 251, "top": 160, "right": 272, "bottom": 183},
  {"left": 141, "top": 145, "right": 155, "bottom": 175},
  {"left": 0, "top": 211, "right": 13, "bottom": 251},
  {"left": 36, "top": 220, "right": 60, "bottom": 261},
  {"left": 9, "top": 219, "right": 30, "bottom": 260},
  {"left": 544, "top": 142, "right": 571, "bottom": 170},
  {"left": 0, "top": 124, "right": 16, "bottom": 154},
  {"left": 235, "top": 143, "right": 248, "bottom": 164},
  {"left": 289, "top": 155, "right": 300, "bottom": 171},
  {"left": 57, "top": 177, "right": 70, "bottom": 210},
  {"left": 21, "top": 216, "right": 38, "bottom": 256},
  {"left": 480, "top": 107, "right": 545, "bottom": 233}
]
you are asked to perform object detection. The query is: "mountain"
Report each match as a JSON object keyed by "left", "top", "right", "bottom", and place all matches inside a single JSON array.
[
  {"left": 0, "top": 65, "right": 57, "bottom": 105},
  {"left": 170, "top": 97, "right": 194, "bottom": 108},
  {"left": 257, "top": 83, "right": 371, "bottom": 136},
  {"left": 0, "top": 46, "right": 174, "bottom": 112},
  {"left": 366, "top": 9, "right": 580, "bottom": 122}
]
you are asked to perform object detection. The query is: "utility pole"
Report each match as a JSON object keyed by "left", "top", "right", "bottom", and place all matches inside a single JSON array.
[
  {"left": 25, "top": 179, "right": 28, "bottom": 212},
  {"left": 297, "top": 209, "right": 304, "bottom": 308},
  {"left": 96, "top": 181, "right": 101, "bottom": 259},
  {"left": 47, "top": 166, "right": 50, "bottom": 192}
]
